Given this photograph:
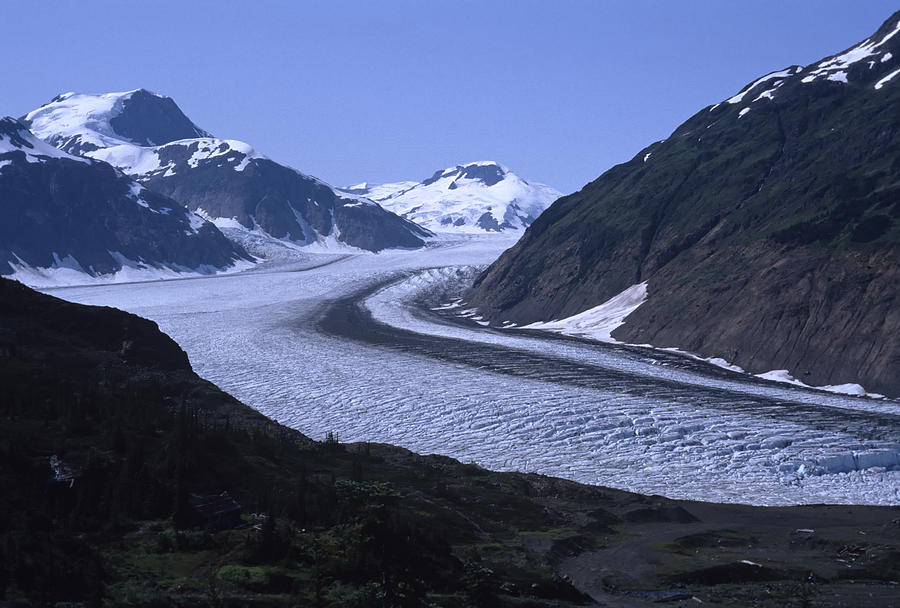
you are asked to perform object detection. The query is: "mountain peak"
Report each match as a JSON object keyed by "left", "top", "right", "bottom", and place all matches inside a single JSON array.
[
  {"left": 451, "top": 161, "right": 509, "bottom": 186},
  {"left": 423, "top": 160, "right": 509, "bottom": 187},
  {"left": 349, "top": 161, "right": 561, "bottom": 233},
  {"left": 108, "top": 88, "right": 209, "bottom": 146},
  {"left": 23, "top": 89, "right": 210, "bottom": 155}
]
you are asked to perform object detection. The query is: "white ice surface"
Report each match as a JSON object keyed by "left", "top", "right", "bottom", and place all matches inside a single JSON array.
[{"left": 44, "top": 236, "right": 900, "bottom": 506}]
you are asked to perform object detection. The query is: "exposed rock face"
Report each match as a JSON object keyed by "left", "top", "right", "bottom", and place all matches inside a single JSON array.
[
  {"left": 24, "top": 90, "right": 430, "bottom": 252},
  {"left": 0, "top": 118, "right": 249, "bottom": 279},
  {"left": 468, "top": 11, "right": 900, "bottom": 395},
  {"left": 106, "top": 88, "right": 210, "bottom": 146}
]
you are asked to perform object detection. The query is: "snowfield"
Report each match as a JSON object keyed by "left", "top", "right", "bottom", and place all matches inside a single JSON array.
[{"left": 45, "top": 235, "right": 900, "bottom": 506}]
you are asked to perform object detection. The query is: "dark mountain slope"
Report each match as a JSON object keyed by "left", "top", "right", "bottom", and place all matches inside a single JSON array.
[
  {"left": 0, "top": 118, "right": 250, "bottom": 278},
  {"left": 136, "top": 144, "right": 431, "bottom": 251},
  {"left": 469, "top": 11, "right": 900, "bottom": 395}
]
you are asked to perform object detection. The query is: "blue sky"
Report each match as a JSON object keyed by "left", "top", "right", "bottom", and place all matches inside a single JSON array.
[{"left": 5, "top": 1, "right": 898, "bottom": 193}]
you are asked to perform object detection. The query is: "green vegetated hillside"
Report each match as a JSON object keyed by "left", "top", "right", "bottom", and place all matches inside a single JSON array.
[
  {"left": 469, "top": 11, "right": 900, "bottom": 395},
  {"left": 2, "top": 278, "right": 900, "bottom": 607}
]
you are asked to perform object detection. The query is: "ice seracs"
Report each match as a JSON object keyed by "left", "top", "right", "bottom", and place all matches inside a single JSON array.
[{"left": 342, "top": 161, "right": 562, "bottom": 233}]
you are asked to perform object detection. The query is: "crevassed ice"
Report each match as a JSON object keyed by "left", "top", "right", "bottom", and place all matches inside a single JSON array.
[{"left": 44, "top": 238, "right": 900, "bottom": 506}]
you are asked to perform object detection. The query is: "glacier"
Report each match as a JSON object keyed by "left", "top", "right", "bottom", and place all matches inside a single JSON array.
[{"left": 44, "top": 234, "right": 900, "bottom": 506}]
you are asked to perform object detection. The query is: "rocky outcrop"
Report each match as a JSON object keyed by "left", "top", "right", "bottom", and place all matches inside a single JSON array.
[{"left": 468, "top": 11, "right": 900, "bottom": 395}]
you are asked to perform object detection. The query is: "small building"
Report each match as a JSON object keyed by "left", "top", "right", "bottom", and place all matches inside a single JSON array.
[{"left": 188, "top": 491, "right": 242, "bottom": 532}]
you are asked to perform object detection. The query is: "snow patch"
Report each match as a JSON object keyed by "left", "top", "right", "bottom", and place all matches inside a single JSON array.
[
  {"left": 184, "top": 138, "right": 263, "bottom": 169},
  {"left": 802, "top": 20, "right": 900, "bottom": 84},
  {"left": 757, "top": 370, "right": 878, "bottom": 397},
  {"left": 195, "top": 207, "right": 247, "bottom": 230},
  {"left": 89, "top": 143, "right": 167, "bottom": 175},
  {"left": 521, "top": 282, "right": 648, "bottom": 342},
  {"left": 725, "top": 68, "right": 797, "bottom": 104},
  {"left": 875, "top": 67, "right": 900, "bottom": 90},
  {"left": 185, "top": 212, "right": 208, "bottom": 235}
]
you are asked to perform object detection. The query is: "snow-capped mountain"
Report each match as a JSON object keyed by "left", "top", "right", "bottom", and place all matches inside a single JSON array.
[
  {"left": 342, "top": 161, "right": 562, "bottom": 233},
  {"left": 0, "top": 117, "right": 250, "bottom": 285},
  {"left": 24, "top": 89, "right": 210, "bottom": 155},
  {"left": 24, "top": 89, "right": 430, "bottom": 253}
]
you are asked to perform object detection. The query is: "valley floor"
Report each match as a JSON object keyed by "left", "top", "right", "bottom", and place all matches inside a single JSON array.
[{"left": 46, "top": 234, "right": 900, "bottom": 506}]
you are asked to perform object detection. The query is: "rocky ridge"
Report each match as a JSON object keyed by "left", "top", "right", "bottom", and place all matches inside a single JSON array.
[{"left": 24, "top": 89, "right": 430, "bottom": 252}]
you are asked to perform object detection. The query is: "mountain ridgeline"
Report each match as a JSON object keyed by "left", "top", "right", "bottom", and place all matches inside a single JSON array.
[
  {"left": 469, "top": 12, "right": 900, "bottom": 395},
  {"left": 23, "top": 89, "right": 430, "bottom": 253},
  {"left": 0, "top": 117, "right": 250, "bottom": 279}
]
